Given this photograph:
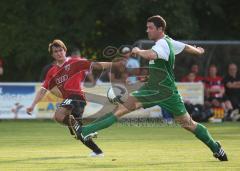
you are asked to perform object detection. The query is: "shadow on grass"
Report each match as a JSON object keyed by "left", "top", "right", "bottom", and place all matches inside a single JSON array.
[
  {"left": 0, "top": 155, "right": 87, "bottom": 164},
  {"left": 145, "top": 160, "right": 219, "bottom": 166}
]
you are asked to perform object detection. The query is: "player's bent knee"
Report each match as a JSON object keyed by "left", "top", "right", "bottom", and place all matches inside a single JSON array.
[
  {"left": 175, "top": 114, "right": 197, "bottom": 132},
  {"left": 53, "top": 113, "right": 64, "bottom": 123},
  {"left": 53, "top": 107, "right": 71, "bottom": 124},
  {"left": 181, "top": 119, "right": 197, "bottom": 132},
  {"left": 54, "top": 111, "right": 67, "bottom": 124}
]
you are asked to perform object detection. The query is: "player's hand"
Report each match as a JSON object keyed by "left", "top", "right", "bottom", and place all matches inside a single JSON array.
[
  {"left": 196, "top": 47, "right": 205, "bottom": 55},
  {"left": 26, "top": 106, "right": 34, "bottom": 115},
  {"left": 131, "top": 47, "right": 140, "bottom": 56}
]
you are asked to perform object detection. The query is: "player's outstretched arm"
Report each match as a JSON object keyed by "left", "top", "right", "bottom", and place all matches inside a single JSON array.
[
  {"left": 132, "top": 47, "right": 157, "bottom": 60},
  {"left": 183, "top": 44, "right": 205, "bottom": 56},
  {"left": 26, "top": 88, "right": 47, "bottom": 115},
  {"left": 92, "top": 61, "right": 126, "bottom": 70}
]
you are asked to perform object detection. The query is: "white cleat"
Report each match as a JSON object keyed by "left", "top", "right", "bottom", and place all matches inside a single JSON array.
[{"left": 89, "top": 152, "right": 104, "bottom": 157}]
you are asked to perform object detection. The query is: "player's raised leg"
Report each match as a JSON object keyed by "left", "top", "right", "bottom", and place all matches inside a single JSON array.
[
  {"left": 77, "top": 96, "right": 141, "bottom": 140},
  {"left": 175, "top": 113, "right": 228, "bottom": 161}
]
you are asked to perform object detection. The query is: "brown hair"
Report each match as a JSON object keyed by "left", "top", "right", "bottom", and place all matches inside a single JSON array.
[
  {"left": 48, "top": 39, "right": 67, "bottom": 54},
  {"left": 147, "top": 15, "right": 166, "bottom": 31}
]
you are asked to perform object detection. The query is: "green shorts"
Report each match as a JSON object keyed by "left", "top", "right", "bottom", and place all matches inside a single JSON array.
[{"left": 132, "top": 84, "right": 187, "bottom": 117}]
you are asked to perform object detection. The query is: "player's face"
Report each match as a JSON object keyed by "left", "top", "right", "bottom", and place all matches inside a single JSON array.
[
  {"left": 52, "top": 46, "right": 66, "bottom": 61},
  {"left": 146, "top": 22, "right": 162, "bottom": 41}
]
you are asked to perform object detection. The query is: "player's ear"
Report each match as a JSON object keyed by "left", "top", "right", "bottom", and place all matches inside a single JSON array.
[{"left": 157, "top": 27, "right": 163, "bottom": 32}]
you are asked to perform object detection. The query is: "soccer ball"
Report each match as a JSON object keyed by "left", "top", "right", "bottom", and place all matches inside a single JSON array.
[{"left": 107, "top": 84, "right": 128, "bottom": 105}]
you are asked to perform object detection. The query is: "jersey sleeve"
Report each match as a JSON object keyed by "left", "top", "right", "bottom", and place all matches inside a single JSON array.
[
  {"left": 171, "top": 39, "right": 186, "bottom": 55},
  {"left": 81, "top": 60, "right": 92, "bottom": 70},
  {"left": 73, "top": 58, "right": 92, "bottom": 70},
  {"left": 151, "top": 39, "right": 170, "bottom": 61}
]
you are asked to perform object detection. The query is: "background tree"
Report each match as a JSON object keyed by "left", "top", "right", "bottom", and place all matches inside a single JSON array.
[{"left": 0, "top": 0, "right": 239, "bottom": 81}]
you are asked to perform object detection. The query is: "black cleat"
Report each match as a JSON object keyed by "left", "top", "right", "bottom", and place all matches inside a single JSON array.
[
  {"left": 68, "top": 115, "right": 85, "bottom": 141},
  {"left": 68, "top": 126, "right": 75, "bottom": 135},
  {"left": 68, "top": 115, "right": 98, "bottom": 142},
  {"left": 213, "top": 142, "right": 228, "bottom": 161}
]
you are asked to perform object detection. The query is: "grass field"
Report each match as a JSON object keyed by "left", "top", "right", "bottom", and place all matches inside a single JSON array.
[{"left": 0, "top": 120, "right": 239, "bottom": 171}]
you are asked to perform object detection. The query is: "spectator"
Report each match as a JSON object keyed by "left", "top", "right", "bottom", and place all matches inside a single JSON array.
[
  {"left": 223, "top": 63, "right": 240, "bottom": 110},
  {"left": 205, "top": 65, "right": 225, "bottom": 99},
  {"left": 181, "top": 72, "right": 197, "bottom": 82},
  {"left": 204, "top": 64, "right": 233, "bottom": 119},
  {"left": 0, "top": 57, "right": 3, "bottom": 77},
  {"left": 71, "top": 48, "right": 81, "bottom": 57},
  {"left": 181, "top": 72, "right": 210, "bottom": 122},
  {"left": 121, "top": 47, "right": 140, "bottom": 84},
  {"left": 181, "top": 64, "right": 203, "bottom": 82}
]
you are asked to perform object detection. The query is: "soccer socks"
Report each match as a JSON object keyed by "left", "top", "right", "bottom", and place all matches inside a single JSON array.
[
  {"left": 91, "top": 112, "right": 113, "bottom": 124},
  {"left": 82, "top": 112, "right": 118, "bottom": 136},
  {"left": 194, "top": 123, "right": 219, "bottom": 153}
]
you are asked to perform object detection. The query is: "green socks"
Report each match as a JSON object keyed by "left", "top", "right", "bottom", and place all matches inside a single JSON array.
[
  {"left": 194, "top": 123, "right": 219, "bottom": 153},
  {"left": 91, "top": 112, "right": 113, "bottom": 124},
  {"left": 82, "top": 112, "right": 118, "bottom": 136}
]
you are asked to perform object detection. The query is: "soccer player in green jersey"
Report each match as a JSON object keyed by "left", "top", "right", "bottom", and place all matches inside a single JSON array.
[{"left": 71, "top": 15, "right": 227, "bottom": 161}]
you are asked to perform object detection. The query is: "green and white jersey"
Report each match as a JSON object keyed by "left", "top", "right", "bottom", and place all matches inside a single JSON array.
[
  {"left": 148, "top": 35, "right": 185, "bottom": 90},
  {"left": 132, "top": 35, "right": 187, "bottom": 115}
]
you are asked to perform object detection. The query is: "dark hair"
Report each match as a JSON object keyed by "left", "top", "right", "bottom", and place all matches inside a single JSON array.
[{"left": 147, "top": 15, "right": 166, "bottom": 31}]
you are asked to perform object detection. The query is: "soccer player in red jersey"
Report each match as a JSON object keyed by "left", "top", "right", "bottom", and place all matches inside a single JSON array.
[{"left": 26, "top": 39, "right": 115, "bottom": 157}]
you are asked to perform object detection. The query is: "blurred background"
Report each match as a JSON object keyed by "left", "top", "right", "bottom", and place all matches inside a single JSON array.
[{"left": 0, "top": 0, "right": 239, "bottom": 81}]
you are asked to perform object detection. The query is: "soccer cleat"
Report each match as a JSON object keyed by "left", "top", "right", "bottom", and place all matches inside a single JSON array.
[
  {"left": 68, "top": 115, "right": 98, "bottom": 141},
  {"left": 89, "top": 151, "right": 104, "bottom": 157},
  {"left": 213, "top": 141, "right": 228, "bottom": 161},
  {"left": 68, "top": 126, "right": 75, "bottom": 135},
  {"left": 68, "top": 115, "right": 85, "bottom": 141}
]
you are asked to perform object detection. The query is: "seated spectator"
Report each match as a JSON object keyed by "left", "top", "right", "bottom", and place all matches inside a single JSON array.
[
  {"left": 181, "top": 72, "right": 198, "bottom": 82},
  {"left": 181, "top": 71, "right": 211, "bottom": 122},
  {"left": 181, "top": 64, "right": 203, "bottom": 82},
  {"left": 223, "top": 63, "right": 240, "bottom": 110},
  {"left": 204, "top": 64, "right": 233, "bottom": 120},
  {"left": 205, "top": 65, "right": 225, "bottom": 99},
  {"left": 0, "top": 57, "right": 3, "bottom": 77}
]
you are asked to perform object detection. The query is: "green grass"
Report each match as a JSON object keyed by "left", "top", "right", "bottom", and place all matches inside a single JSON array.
[{"left": 0, "top": 120, "right": 239, "bottom": 171}]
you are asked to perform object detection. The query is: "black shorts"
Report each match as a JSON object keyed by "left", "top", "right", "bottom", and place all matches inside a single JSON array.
[{"left": 59, "top": 95, "right": 86, "bottom": 120}]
